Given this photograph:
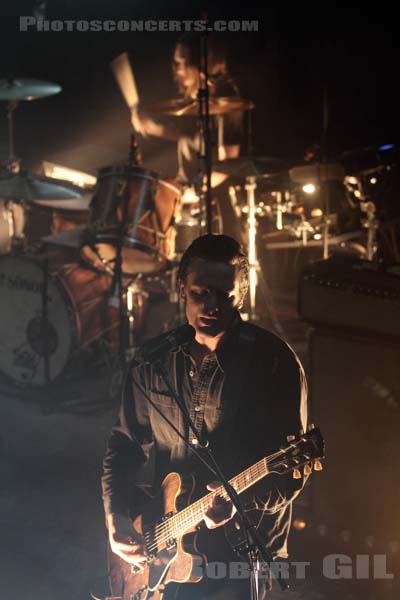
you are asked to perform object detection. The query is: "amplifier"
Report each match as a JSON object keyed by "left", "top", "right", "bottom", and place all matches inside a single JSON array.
[{"left": 298, "top": 256, "right": 400, "bottom": 338}]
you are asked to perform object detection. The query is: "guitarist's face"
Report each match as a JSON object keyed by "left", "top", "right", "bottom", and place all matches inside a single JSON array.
[{"left": 179, "top": 258, "right": 244, "bottom": 339}]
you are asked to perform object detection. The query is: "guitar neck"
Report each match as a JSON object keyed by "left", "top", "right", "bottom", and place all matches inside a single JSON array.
[{"left": 167, "top": 457, "right": 269, "bottom": 540}]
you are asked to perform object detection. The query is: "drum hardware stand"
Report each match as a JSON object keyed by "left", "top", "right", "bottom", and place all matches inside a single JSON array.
[
  {"left": 3, "top": 100, "right": 20, "bottom": 172},
  {"left": 243, "top": 176, "right": 284, "bottom": 335},
  {"left": 294, "top": 216, "right": 315, "bottom": 246},
  {"left": 320, "top": 85, "right": 332, "bottom": 260},
  {"left": 274, "top": 191, "right": 284, "bottom": 231},
  {"left": 41, "top": 257, "right": 51, "bottom": 386},
  {"left": 245, "top": 176, "right": 259, "bottom": 320},
  {"left": 197, "top": 26, "right": 213, "bottom": 234},
  {"left": 110, "top": 134, "right": 141, "bottom": 366},
  {"left": 361, "top": 200, "right": 379, "bottom": 261}
]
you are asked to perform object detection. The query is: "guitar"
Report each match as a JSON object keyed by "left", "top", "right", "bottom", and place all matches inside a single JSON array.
[{"left": 108, "top": 426, "right": 324, "bottom": 600}]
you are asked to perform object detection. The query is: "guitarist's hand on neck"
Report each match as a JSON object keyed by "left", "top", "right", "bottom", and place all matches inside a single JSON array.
[
  {"left": 204, "top": 481, "right": 237, "bottom": 530},
  {"left": 107, "top": 513, "right": 147, "bottom": 569}
]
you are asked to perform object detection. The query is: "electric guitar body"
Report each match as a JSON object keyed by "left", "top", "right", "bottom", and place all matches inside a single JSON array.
[{"left": 108, "top": 472, "right": 206, "bottom": 600}]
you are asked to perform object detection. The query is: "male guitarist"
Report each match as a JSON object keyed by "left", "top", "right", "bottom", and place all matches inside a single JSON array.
[{"left": 102, "top": 234, "right": 309, "bottom": 599}]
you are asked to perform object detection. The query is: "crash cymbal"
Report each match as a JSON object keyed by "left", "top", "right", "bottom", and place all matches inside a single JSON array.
[
  {"left": 0, "top": 79, "right": 62, "bottom": 101},
  {"left": 289, "top": 163, "right": 345, "bottom": 183},
  {"left": 0, "top": 173, "right": 84, "bottom": 202},
  {"left": 214, "top": 156, "right": 287, "bottom": 178},
  {"left": 145, "top": 96, "right": 254, "bottom": 117},
  {"left": 31, "top": 195, "right": 91, "bottom": 211}
]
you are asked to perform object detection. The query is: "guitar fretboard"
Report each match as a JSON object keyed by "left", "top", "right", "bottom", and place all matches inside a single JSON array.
[{"left": 154, "top": 456, "right": 270, "bottom": 550}]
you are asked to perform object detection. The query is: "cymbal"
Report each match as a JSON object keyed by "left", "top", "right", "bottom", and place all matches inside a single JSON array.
[
  {"left": 42, "top": 225, "right": 86, "bottom": 249},
  {"left": 145, "top": 96, "right": 254, "bottom": 117},
  {"left": 214, "top": 156, "right": 287, "bottom": 178},
  {"left": 0, "top": 78, "right": 62, "bottom": 101},
  {"left": 0, "top": 173, "right": 85, "bottom": 202},
  {"left": 289, "top": 163, "right": 345, "bottom": 183},
  {"left": 31, "top": 195, "right": 91, "bottom": 211}
]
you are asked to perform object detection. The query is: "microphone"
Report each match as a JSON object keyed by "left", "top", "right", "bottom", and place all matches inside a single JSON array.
[{"left": 132, "top": 324, "right": 195, "bottom": 365}]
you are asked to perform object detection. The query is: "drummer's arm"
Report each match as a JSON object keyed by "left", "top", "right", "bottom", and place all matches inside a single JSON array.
[
  {"left": 211, "top": 144, "right": 240, "bottom": 188},
  {"left": 131, "top": 111, "right": 181, "bottom": 142}
]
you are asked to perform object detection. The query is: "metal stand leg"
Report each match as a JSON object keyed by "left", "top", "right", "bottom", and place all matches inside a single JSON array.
[{"left": 245, "top": 176, "right": 258, "bottom": 320}]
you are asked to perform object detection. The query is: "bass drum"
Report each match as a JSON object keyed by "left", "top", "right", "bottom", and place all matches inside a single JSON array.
[{"left": 0, "top": 254, "right": 121, "bottom": 386}]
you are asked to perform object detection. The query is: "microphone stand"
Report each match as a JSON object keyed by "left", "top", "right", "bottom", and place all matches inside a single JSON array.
[
  {"left": 151, "top": 358, "right": 289, "bottom": 598},
  {"left": 197, "top": 25, "right": 213, "bottom": 235},
  {"left": 110, "top": 135, "right": 138, "bottom": 365}
]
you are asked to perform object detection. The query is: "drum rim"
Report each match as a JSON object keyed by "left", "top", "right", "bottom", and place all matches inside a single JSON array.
[
  {"left": 158, "top": 177, "right": 181, "bottom": 196},
  {"left": 97, "top": 164, "right": 159, "bottom": 181}
]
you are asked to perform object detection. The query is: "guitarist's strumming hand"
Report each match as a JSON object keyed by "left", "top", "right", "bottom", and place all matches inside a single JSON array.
[
  {"left": 107, "top": 513, "right": 147, "bottom": 569},
  {"left": 204, "top": 481, "right": 237, "bottom": 530}
]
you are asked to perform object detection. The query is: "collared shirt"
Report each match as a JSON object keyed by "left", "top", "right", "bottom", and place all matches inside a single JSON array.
[{"left": 102, "top": 316, "right": 308, "bottom": 558}]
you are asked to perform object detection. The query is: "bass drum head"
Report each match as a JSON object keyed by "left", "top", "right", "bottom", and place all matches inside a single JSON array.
[{"left": 0, "top": 255, "right": 74, "bottom": 386}]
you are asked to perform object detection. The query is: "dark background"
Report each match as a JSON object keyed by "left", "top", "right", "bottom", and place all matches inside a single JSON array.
[{"left": 0, "top": 0, "right": 398, "bottom": 179}]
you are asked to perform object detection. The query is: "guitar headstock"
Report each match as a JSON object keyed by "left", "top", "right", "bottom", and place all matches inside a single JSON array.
[{"left": 268, "top": 425, "right": 325, "bottom": 478}]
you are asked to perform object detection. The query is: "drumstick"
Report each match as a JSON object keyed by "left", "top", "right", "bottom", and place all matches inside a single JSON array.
[{"left": 110, "top": 52, "right": 139, "bottom": 112}]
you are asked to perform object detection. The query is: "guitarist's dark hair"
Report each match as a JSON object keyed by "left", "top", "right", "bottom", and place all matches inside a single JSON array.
[{"left": 177, "top": 234, "right": 249, "bottom": 295}]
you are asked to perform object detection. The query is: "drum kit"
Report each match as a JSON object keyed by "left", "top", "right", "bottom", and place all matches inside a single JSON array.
[
  {"left": 0, "top": 76, "right": 257, "bottom": 388},
  {"left": 0, "top": 70, "right": 392, "bottom": 390}
]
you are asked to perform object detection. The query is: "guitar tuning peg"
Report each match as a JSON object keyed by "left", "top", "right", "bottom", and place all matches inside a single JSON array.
[
  {"left": 287, "top": 435, "right": 296, "bottom": 442},
  {"left": 293, "top": 468, "right": 302, "bottom": 479},
  {"left": 307, "top": 423, "right": 316, "bottom": 432},
  {"left": 314, "top": 460, "right": 323, "bottom": 471},
  {"left": 304, "top": 464, "right": 312, "bottom": 475}
]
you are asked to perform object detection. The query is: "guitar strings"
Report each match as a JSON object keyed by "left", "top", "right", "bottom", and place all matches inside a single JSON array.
[
  {"left": 144, "top": 450, "right": 287, "bottom": 553},
  {"left": 143, "top": 448, "right": 290, "bottom": 555}
]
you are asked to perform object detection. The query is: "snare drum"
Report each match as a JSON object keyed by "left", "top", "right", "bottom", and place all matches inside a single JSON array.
[
  {"left": 81, "top": 165, "right": 180, "bottom": 275},
  {"left": 0, "top": 254, "right": 121, "bottom": 386}
]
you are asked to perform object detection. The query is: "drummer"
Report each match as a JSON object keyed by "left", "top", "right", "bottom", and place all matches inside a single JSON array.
[{"left": 131, "top": 33, "right": 245, "bottom": 197}]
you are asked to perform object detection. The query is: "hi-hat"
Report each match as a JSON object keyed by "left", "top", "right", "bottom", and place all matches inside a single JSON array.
[
  {"left": 214, "top": 156, "right": 287, "bottom": 178},
  {"left": 0, "top": 173, "right": 85, "bottom": 201},
  {"left": 0, "top": 79, "right": 62, "bottom": 101},
  {"left": 145, "top": 97, "right": 254, "bottom": 117}
]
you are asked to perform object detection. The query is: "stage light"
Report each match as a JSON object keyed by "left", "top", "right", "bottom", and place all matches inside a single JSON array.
[
  {"left": 303, "top": 183, "right": 316, "bottom": 194},
  {"left": 42, "top": 161, "right": 96, "bottom": 188},
  {"left": 311, "top": 208, "right": 323, "bottom": 218},
  {"left": 370, "top": 177, "right": 377, "bottom": 184},
  {"left": 181, "top": 186, "right": 198, "bottom": 204},
  {"left": 293, "top": 518, "right": 307, "bottom": 531}
]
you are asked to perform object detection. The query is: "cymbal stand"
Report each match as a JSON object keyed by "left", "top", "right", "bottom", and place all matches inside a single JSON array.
[
  {"left": 4, "top": 100, "right": 19, "bottom": 171},
  {"left": 275, "top": 191, "right": 284, "bottom": 231},
  {"left": 245, "top": 176, "right": 259, "bottom": 320},
  {"left": 320, "top": 86, "right": 331, "bottom": 260},
  {"left": 197, "top": 27, "right": 213, "bottom": 234}
]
